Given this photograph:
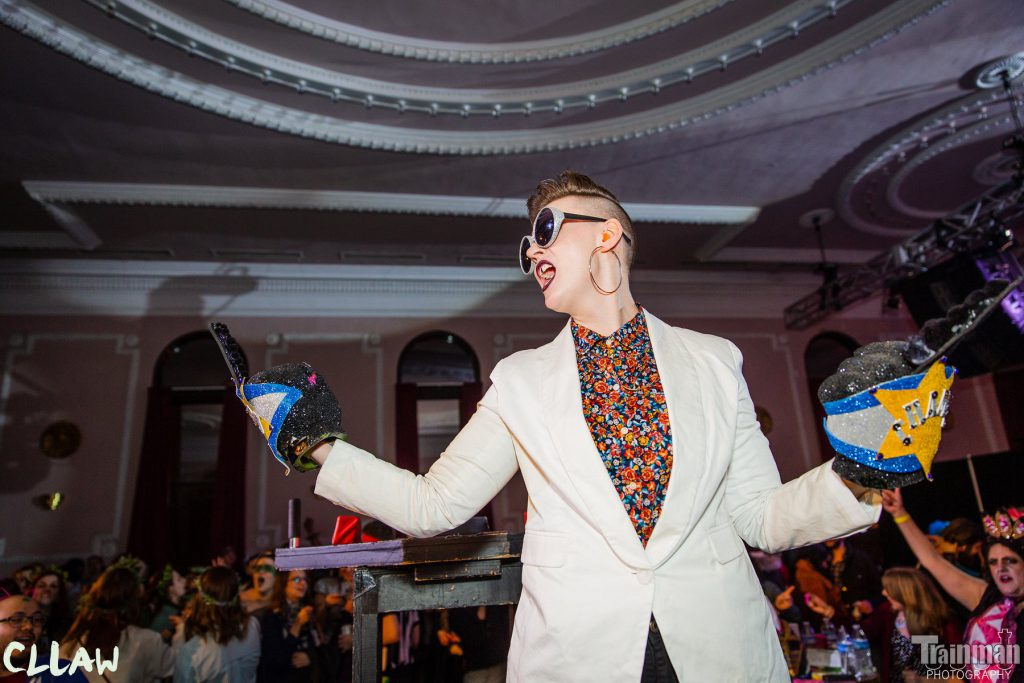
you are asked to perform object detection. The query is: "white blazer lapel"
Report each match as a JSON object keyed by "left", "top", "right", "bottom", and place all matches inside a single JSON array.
[
  {"left": 540, "top": 323, "right": 648, "bottom": 569},
  {"left": 643, "top": 311, "right": 710, "bottom": 567}
]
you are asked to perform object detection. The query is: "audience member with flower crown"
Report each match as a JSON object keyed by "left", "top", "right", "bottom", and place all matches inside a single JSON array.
[
  {"left": 171, "top": 566, "right": 260, "bottom": 683},
  {"left": 883, "top": 489, "right": 1024, "bottom": 681},
  {"left": 148, "top": 564, "right": 191, "bottom": 643}
]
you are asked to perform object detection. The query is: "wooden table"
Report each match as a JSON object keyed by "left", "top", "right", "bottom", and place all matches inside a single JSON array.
[{"left": 277, "top": 530, "right": 523, "bottom": 682}]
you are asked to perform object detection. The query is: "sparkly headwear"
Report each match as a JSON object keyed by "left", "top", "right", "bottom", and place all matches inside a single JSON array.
[
  {"left": 822, "top": 358, "right": 955, "bottom": 488},
  {"left": 820, "top": 277, "right": 1020, "bottom": 489},
  {"left": 982, "top": 508, "right": 1024, "bottom": 542}
]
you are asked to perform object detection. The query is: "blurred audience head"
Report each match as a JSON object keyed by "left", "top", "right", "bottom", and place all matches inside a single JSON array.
[
  {"left": 250, "top": 552, "right": 277, "bottom": 596},
  {"left": 182, "top": 566, "right": 248, "bottom": 645},
  {"left": 984, "top": 538, "right": 1023, "bottom": 600},
  {"left": 881, "top": 567, "right": 950, "bottom": 636},
  {"left": 313, "top": 576, "right": 343, "bottom": 610},
  {"left": 748, "top": 550, "right": 784, "bottom": 576},
  {"left": 0, "top": 593, "right": 44, "bottom": 669},
  {"left": 63, "top": 566, "right": 142, "bottom": 659},
  {"left": 13, "top": 564, "right": 42, "bottom": 596},
  {"left": 271, "top": 569, "right": 308, "bottom": 613},
  {"left": 32, "top": 569, "right": 68, "bottom": 615},
  {"left": 84, "top": 556, "right": 106, "bottom": 583}
]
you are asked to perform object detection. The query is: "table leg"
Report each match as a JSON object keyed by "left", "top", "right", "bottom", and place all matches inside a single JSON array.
[{"left": 353, "top": 567, "right": 380, "bottom": 682}]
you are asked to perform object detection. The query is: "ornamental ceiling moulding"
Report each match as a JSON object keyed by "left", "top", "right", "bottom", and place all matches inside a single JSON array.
[
  {"left": 836, "top": 82, "right": 1022, "bottom": 237},
  {"left": 0, "top": 0, "right": 949, "bottom": 154},
  {"left": 91, "top": 0, "right": 853, "bottom": 117},
  {"left": 21, "top": 182, "right": 762, "bottom": 225},
  {"left": 225, "top": 0, "right": 733, "bottom": 63}
]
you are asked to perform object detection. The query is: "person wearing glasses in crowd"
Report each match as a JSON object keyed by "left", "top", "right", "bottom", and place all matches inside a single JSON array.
[
  {"left": 219, "top": 170, "right": 886, "bottom": 682},
  {"left": 0, "top": 589, "right": 86, "bottom": 682},
  {"left": 258, "top": 570, "right": 321, "bottom": 682}
]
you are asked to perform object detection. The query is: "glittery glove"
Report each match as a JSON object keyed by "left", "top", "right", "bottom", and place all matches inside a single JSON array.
[
  {"left": 817, "top": 278, "right": 1017, "bottom": 489},
  {"left": 209, "top": 322, "right": 345, "bottom": 475}
]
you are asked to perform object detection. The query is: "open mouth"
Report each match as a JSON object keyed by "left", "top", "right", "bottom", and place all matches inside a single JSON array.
[
  {"left": 997, "top": 574, "right": 1013, "bottom": 583},
  {"left": 536, "top": 260, "right": 556, "bottom": 291}
]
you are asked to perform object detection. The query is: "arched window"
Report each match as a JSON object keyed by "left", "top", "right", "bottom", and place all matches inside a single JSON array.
[
  {"left": 804, "top": 332, "right": 859, "bottom": 463},
  {"left": 396, "top": 332, "right": 480, "bottom": 474},
  {"left": 129, "top": 331, "right": 247, "bottom": 566}
]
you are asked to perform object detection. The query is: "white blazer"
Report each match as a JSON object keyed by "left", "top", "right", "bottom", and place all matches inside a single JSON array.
[{"left": 314, "top": 310, "right": 880, "bottom": 682}]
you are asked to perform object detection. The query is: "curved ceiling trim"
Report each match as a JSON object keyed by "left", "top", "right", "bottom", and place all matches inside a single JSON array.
[
  {"left": 0, "top": 0, "right": 949, "bottom": 154},
  {"left": 97, "top": 0, "right": 853, "bottom": 116},
  {"left": 836, "top": 87, "right": 1018, "bottom": 236},
  {"left": 23, "top": 181, "right": 762, "bottom": 225},
  {"left": 225, "top": 0, "right": 732, "bottom": 64}
]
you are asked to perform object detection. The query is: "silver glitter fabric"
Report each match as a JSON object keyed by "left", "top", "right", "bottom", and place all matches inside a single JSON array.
[{"left": 815, "top": 278, "right": 1013, "bottom": 488}]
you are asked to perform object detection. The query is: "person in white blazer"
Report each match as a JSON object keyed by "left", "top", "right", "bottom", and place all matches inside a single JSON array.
[{"left": 256, "top": 171, "right": 883, "bottom": 682}]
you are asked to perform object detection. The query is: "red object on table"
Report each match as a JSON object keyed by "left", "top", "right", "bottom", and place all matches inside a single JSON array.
[
  {"left": 332, "top": 516, "right": 361, "bottom": 545},
  {"left": 331, "top": 515, "right": 380, "bottom": 544}
]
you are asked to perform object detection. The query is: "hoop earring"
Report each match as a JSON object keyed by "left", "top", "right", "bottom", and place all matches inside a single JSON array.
[{"left": 589, "top": 247, "right": 623, "bottom": 295}]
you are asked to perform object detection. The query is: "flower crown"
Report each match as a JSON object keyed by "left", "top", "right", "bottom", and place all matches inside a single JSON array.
[
  {"left": 156, "top": 564, "right": 174, "bottom": 596},
  {"left": 109, "top": 554, "right": 143, "bottom": 578},
  {"left": 982, "top": 508, "right": 1024, "bottom": 541},
  {"left": 197, "top": 586, "right": 239, "bottom": 608}
]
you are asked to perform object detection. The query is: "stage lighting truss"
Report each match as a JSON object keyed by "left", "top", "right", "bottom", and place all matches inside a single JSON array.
[
  {"left": 784, "top": 57, "right": 1024, "bottom": 330},
  {"left": 783, "top": 177, "right": 1024, "bottom": 330}
]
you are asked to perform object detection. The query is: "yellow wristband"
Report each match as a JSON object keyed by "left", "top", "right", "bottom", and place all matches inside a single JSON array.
[{"left": 893, "top": 514, "right": 911, "bottom": 525}]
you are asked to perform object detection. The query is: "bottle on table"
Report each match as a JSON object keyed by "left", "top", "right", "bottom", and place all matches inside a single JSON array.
[{"left": 851, "top": 624, "right": 877, "bottom": 681}]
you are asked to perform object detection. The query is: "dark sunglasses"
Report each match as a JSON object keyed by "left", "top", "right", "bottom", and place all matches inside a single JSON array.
[{"left": 519, "top": 207, "right": 631, "bottom": 274}]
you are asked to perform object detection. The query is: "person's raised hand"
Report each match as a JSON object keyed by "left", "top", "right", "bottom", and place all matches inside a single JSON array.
[
  {"left": 803, "top": 592, "right": 835, "bottom": 619},
  {"left": 881, "top": 488, "right": 906, "bottom": 517},
  {"left": 292, "top": 652, "right": 311, "bottom": 668},
  {"left": 774, "top": 585, "right": 795, "bottom": 612},
  {"left": 854, "top": 599, "right": 874, "bottom": 617}
]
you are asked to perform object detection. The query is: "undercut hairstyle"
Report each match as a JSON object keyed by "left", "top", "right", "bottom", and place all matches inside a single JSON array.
[{"left": 527, "top": 170, "right": 637, "bottom": 266}]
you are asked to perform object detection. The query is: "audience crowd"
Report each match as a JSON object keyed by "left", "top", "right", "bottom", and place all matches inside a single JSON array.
[
  {"left": 0, "top": 544, "right": 510, "bottom": 682},
  {"left": 1, "top": 493, "right": 1020, "bottom": 682}
]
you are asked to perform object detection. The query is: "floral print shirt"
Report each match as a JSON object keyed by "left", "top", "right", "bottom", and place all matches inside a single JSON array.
[{"left": 571, "top": 309, "right": 674, "bottom": 547}]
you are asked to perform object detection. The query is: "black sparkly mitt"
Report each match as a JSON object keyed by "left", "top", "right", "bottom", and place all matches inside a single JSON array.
[{"left": 209, "top": 322, "right": 345, "bottom": 474}]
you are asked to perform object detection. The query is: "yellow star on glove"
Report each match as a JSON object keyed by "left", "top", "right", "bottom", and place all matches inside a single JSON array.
[{"left": 872, "top": 362, "right": 955, "bottom": 477}]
